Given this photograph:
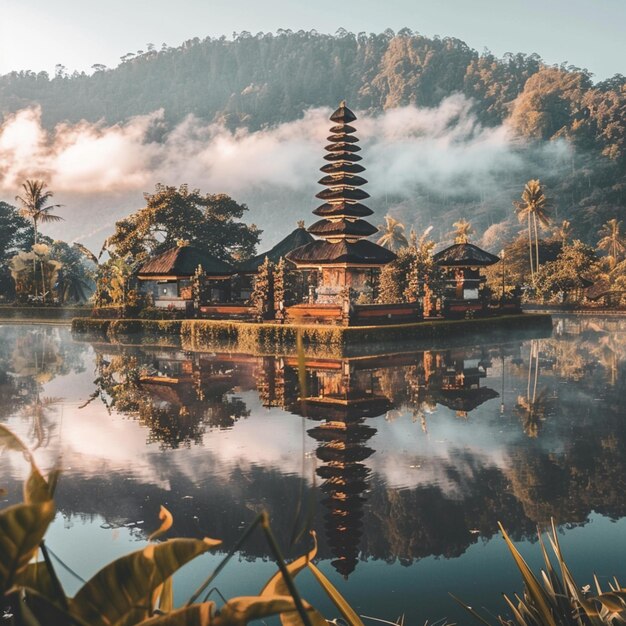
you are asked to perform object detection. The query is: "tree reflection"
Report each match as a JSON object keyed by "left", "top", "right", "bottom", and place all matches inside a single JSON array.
[{"left": 86, "top": 347, "right": 251, "bottom": 448}]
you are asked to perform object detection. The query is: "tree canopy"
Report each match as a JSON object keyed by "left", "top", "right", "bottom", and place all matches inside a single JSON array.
[{"left": 103, "top": 184, "right": 261, "bottom": 263}]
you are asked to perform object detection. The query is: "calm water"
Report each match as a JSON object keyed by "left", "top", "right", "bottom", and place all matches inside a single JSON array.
[{"left": 1, "top": 317, "right": 625, "bottom": 623}]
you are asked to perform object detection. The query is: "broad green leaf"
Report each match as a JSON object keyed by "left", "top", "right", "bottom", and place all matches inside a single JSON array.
[
  {"left": 0, "top": 424, "right": 29, "bottom": 455},
  {"left": 16, "top": 561, "right": 55, "bottom": 599},
  {"left": 498, "top": 522, "right": 557, "bottom": 626},
  {"left": 260, "top": 536, "right": 327, "bottom": 626},
  {"left": 0, "top": 500, "right": 55, "bottom": 594},
  {"left": 149, "top": 505, "right": 174, "bottom": 541},
  {"left": 24, "top": 467, "right": 59, "bottom": 504},
  {"left": 21, "top": 589, "right": 89, "bottom": 626},
  {"left": 160, "top": 576, "right": 174, "bottom": 613},
  {"left": 153, "top": 575, "right": 174, "bottom": 614},
  {"left": 142, "top": 603, "right": 215, "bottom": 625},
  {"left": 594, "top": 592, "right": 626, "bottom": 614},
  {"left": 217, "top": 595, "right": 302, "bottom": 626},
  {"left": 260, "top": 535, "right": 318, "bottom": 596},
  {"left": 71, "top": 537, "right": 221, "bottom": 626},
  {"left": 307, "top": 562, "right": 364, "bottom": 626}
]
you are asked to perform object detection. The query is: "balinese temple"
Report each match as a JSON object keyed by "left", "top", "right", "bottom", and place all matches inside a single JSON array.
[
  {"left": 287, "top": 102, "right": 396, "bottom": 304},
  {"left": 433, "top": 242, "right": 500, "bottom": 316},
  {"left": 238, "top": 224, "right": 314, "bottom": 275},
  {"left": 237, "top": 224, "right": 314, "bottom": 302},
  {"left": 137, "top": 243, "right": 235, "bottom": 310}
]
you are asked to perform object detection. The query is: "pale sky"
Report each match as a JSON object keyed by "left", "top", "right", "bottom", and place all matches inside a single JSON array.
[{"left": 1, "top": 0, "right": 624, "bottom": 81}]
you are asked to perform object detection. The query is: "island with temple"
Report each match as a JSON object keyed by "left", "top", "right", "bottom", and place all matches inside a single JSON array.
[{"left": 71, "top": 101, "right": 551, "bottom": 350}]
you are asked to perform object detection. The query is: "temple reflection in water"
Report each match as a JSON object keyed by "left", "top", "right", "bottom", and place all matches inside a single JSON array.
[
  {"left": 2, "top": 320, "right": 626, "bottom": 625},
  {"left": 89, "top": 340, "right": 507, "bottom": 575}
]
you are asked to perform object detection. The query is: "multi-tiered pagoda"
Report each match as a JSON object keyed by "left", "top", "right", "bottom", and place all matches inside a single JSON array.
[{"left": 287, "top": 102, "right": 396, "bottom": 303}]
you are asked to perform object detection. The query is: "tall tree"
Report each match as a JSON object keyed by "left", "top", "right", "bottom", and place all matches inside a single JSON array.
[
  {"left": 15, "top": 180, "right": 64, "bottom": 301},
  {"left": 376, "top": 215, "right": 408, "bottom": 251},
  {"left": 104, "top": 184, "right": 260, "bottom": 263},
  {"left": 597, "top": 218, "right": 626, "bottom": 267},
  {"left": 513, "top": 179, "right": 551, "bottom": 283},
  {"left": 15, "top": 180, "right": 63, "bottom": 245}
]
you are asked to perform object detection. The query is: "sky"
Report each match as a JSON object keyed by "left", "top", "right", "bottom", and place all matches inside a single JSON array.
[{"left": 1, "top": 0, "right": 625, "bottom": 81}]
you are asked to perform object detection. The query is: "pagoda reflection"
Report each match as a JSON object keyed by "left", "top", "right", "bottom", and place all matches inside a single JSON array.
[{"left": 290, "top": 357, "right": 391, "bottom": 578}]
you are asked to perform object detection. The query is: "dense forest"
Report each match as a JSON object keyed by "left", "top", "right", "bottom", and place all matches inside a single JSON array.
[{"left": 0, "top": 28, "right": 625, "bottom": 244}]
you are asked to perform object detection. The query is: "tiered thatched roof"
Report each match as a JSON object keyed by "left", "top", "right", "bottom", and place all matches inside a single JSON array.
[{"left": 287, "top": 102, "right": 396, "bottom": 268}]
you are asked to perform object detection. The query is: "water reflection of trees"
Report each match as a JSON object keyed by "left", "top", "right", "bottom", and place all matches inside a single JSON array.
[
  {"left": 5, "top": 319, "right": 626, "bottom": 575},
  {"left": 86, "top": 347, "right": 251, "bottom": 449},
  {"left": 0, "top": 326, "right": 85, "bottom": 448}
]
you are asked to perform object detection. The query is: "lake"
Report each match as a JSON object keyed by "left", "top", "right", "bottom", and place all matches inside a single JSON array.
[{"left": 1, "top": 316, "right": 625, "bottom": 623}]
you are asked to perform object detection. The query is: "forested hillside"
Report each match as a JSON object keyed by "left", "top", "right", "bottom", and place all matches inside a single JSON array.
[{"left": 0, "top": 29, "right": 625, "bottom": 245}]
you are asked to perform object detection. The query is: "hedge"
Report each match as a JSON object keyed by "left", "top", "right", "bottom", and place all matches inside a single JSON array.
[{"left": 72, "top": 313, "right": 552, "bottom": 356}]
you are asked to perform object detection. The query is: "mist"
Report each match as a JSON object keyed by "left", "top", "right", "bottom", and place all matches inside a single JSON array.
[{"left": 0, "top": 95, "right": 571, "bottom": 252}]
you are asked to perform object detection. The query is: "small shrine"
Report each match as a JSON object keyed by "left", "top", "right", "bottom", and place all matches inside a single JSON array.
[
  {"left": 287, "top": 102, "right": 396, "bottom": 304},
  {"left": 433, "top": 242, "right": 500, "bottom": 317},
  {"left": 136, "top": 243, "right": 235, "bottom": 310}
]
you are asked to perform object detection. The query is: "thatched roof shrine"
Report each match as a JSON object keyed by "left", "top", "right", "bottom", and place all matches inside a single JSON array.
[
  {"left": 433, "top": 243, "right": 500, "bottom": 268},
  {"left": 137, "top": 245, "right": 234, "bottom": 278},
  {"left": 238, "top": 226, "right": 314, "bottom": 273}
]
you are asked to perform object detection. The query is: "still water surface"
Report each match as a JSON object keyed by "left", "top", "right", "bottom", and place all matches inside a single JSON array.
[{"left": 1, "top": 317, "right": 625, "bottom": 623}]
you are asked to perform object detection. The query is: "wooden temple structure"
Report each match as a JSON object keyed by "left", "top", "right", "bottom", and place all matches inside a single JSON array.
[
  {"left": 433, "top": 242, "right": 501, "bottom": 318},
  {"left": 286, "top": 102, "right": 405, "bottom": 324},
  {"left": 136, "top": 243, "right": 234, "bottom": 312},
  {"left": 130, "top": 103, "right": 517, "bottom": 324}
]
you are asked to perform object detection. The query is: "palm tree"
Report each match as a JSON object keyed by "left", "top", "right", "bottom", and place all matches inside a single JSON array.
[
  {"left": 513, "top": 179, "right": 551, "bottom": 283},
  {"left": 553, "top": 219, "right": 572, "bottom": 245},
  {"left": 15, "top": 180, "right": 63, "bottom": 301},
  {"left": 377, "top": 215, "right": 408, "bottom": 251},
  {"left": 15, "top": 180, "right": 63, "bottom": 244},
  {"left": 451, "top": 219, "right": 474, "bottom": 244},
  {"left": 597, "top": 218, "right": 626, "bottom": 267}
]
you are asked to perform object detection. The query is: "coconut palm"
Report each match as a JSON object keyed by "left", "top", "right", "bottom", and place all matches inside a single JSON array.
[
  {"left": 15, "top": 180, "right": 63, "bottom": 301},
  {"left": 513, "top": 179, "right": 551, "bottom": 283},
  {"left": 553, "top": 219, "right": 572, "bottom": 245},
  {"left": 15, "top": 180, "right": 63, "bottom": 244},
  {"left": 376, "top": 215, "right": 408, "bottom": 251},
  {"left": 597, "top": 218, "right": 626, "bottom": 267},
  {"left": 451, "top": 219, "right": 474, "bottom": 244}
]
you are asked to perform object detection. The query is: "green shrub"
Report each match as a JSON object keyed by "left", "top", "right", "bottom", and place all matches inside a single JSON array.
[{"left": 71, "top": 318, "right": 111, "bottom": 335}]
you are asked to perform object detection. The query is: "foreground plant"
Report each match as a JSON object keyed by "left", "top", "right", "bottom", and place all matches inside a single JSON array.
[
  {"left": 453, "top": 520, "right": 626, "bottom": 625},
  {"left": 0, "top": 424, "right": 370, "bottom": 626}
]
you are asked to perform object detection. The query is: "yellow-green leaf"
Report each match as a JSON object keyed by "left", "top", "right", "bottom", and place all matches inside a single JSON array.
[
  {"left": 142, "top": 603, "right": 215, "bottom": 625},
  {"left": 16, "top": 561, "right": 55, "bottom": 599},
  {"left": 217, "top": 595, "right": 302, "bottom": 626},
  {"left": 161, "top": 575, "right": 174, "bottom": 612},
  {"left": 498, "top": 522, "right": 557, "bottom": 626},
  {"left": 307, "top": 562, "right": 364, "bottom": 626},
  {"left": 24, "top": 467, "right": 59, "bottom": 504},
  {"left": 260, "top": 534, "right": 318, "bottom": 596},
  {"left": 260, "top": 534, "right": 327, "bottom": 626},
  {"left": 149, "top": 505, "right": 174, "bottom": 541},
  {"left": 0, "top": 424, "right": 29, "bottom": 455},
  {"left": 71, "top": 537, "right": 221, "bottom": 626},
  {"left": 0, "top": 500, "right": 55, "bottom": 594},
  {"left": 594, "top": 592, "right": 626, "bottom": 614}
]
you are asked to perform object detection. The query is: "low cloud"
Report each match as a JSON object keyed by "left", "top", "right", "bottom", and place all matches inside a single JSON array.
[{"left": 0, "top": 96, "right": 570, "bottom": 248}]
